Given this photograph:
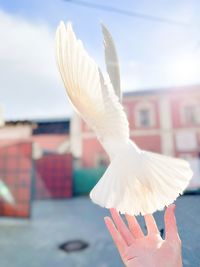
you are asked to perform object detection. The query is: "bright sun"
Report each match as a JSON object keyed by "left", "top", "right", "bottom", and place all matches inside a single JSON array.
[{"left": 169, "top": 56, "right": 199, "bottom": 84}]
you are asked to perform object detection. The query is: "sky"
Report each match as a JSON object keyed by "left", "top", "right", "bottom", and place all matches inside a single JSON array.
[{"left": 0, "top": 0, "right": 200, "bottom": 120}]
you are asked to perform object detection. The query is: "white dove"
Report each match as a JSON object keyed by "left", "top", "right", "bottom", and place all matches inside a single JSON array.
[{"left": 55, "top": 22, "right": 193, "bottom": 215}]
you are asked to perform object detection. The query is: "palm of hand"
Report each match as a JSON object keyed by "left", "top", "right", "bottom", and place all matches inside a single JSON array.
[
  {"left": 125, "top": 234, "right": 180, "bottom": 267},
  {"left": 104, "top": 205, "right": 182, "bottom": 267}
]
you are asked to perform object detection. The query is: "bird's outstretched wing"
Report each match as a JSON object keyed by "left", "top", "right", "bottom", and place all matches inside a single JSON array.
[
  {"left": 101, "top": 24, "right": 121, "bottom": 102},
  {"left": 55, "top": 22, "right": 129, "bottom": 159}
]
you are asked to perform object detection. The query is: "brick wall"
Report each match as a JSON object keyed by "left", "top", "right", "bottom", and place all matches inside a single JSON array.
[
  {"left": 34, "top": 153, "right": 73, "bottom": 199},
  {"left": 0, "top": 142, "right": 32, "bottom": 218}
]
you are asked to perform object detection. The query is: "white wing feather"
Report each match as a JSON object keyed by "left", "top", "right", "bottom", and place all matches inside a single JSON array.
[
  {"left": 55, "top": 22, "right": 129, "bottom": 159},
  {"left": 56, "top": 21, "right": 193, "bottom": 216},
  {"left": 101, "top": 24, "right": 121, "bottom": 102}
]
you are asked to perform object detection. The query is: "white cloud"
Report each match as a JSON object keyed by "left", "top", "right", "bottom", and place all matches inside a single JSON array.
[
  {"left": 0, "top": 10, "right": 72, "bottom": 120},
  {"left": 1, "top": 8, "right": 200, "bottom": 121}
]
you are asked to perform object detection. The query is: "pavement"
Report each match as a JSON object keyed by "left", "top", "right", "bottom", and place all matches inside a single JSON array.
[{"left": 0, "top": 195, "right": 199, "bottom": 267}]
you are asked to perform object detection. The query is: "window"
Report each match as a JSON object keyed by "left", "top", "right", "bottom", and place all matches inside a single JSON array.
[
  {"left": 138, "top": 109, "right": 151, "bottom": 127},
  {"left": 181, "top": 100, "right": 200, "bottom": 125},
  {"left": 135, "top": 101, "right": 155, "bottom": 128},
  {"left": 184, "top": 105, "right": 197, "bottom": 124},
  {"left": 95, "top": 153, "right": 108, "bottom": 167}
]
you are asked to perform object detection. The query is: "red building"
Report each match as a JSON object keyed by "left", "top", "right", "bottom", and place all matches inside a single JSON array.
[
  {"left": 77, "top": 85, "right": 200, "bottom": 189},
  {"left": 0, "top": 120, "right": 72, "bottom": 217}
]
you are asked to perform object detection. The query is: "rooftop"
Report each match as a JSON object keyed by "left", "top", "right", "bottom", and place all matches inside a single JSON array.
[{"left": 123, "top": 84, "right": 200, "bottom": 97}]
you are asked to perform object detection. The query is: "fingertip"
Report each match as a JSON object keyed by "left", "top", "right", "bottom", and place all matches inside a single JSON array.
[
  {"left": 144, "top": 213, "right": 159, "bottom": 234},
  {"left": 168, "top": 203, "right": 176, "bottom": 211},
  {"left": 165, "top": 204, "right": 179, "bottom": 240},
  {"left": 110, "top": 208, "right": 120, "bottom": 219},
  {"left": 144, "top": 213, "right": 150, "bottom": 219},
  {"left": 125, "top": 213, "right": 131, "bottom": 220},
  {"left": 104, "top": 216, "right": 111, "bottom": 224},
  {"left": 104, "top": 217, "right": 115, "bottom": 233},
  {"left": 110, "top": 208, "right": 117, "bottom": 214},
  {"left": 165, "top": 204, "right": 176, "bottom": 215}
]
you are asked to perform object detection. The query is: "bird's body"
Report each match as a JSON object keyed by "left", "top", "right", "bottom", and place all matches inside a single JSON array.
[
  {"left": 91, "top": 139, "right": 192, "bottom": 215},
  {"left": 55, "top": 22, "right": 193, "bottom": 215}
]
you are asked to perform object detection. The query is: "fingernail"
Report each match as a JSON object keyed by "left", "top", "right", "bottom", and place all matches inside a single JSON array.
[{"left": 169, "top": 204, "right": 176, "bottom": 211}]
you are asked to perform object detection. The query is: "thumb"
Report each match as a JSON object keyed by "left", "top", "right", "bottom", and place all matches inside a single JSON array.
[{"left": 164, "top": 204, "right": 180, "bottom": 242}]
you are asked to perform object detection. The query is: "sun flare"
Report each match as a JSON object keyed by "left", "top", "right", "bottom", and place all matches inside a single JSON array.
[{"left": 169, "top": 56, "right": 200, "bottom": 84}]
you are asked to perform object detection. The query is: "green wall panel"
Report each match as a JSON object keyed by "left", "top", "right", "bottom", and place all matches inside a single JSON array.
[{"left": 73, "top": 167, "right": 106, "bottom": 195}]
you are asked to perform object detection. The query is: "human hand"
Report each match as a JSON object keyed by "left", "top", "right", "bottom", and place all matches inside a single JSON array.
[{"left": 104, "top": 204, "right": 182, "bottom": 267}]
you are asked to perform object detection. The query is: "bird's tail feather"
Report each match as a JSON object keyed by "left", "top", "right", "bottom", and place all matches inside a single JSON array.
[{"left": 90, "top": 149, "right": 193, "bottom": 215}]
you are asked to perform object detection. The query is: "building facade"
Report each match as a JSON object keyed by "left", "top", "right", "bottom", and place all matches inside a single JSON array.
[{"left": 79, "top": 85, "right": 200, "bottom": 188}]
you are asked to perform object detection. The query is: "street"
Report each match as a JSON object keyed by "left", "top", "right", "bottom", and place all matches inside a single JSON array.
[{"left": 0, "top": 195, "right": 199, "bottom": 267}]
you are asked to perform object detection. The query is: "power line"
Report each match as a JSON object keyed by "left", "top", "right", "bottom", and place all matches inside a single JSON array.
[{"left": 64, "top": 0, "right": 191, "bottom": 28}]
